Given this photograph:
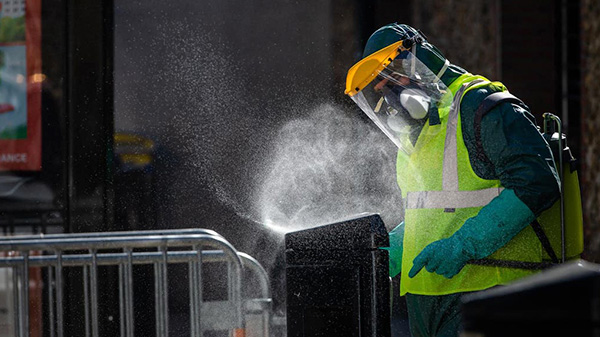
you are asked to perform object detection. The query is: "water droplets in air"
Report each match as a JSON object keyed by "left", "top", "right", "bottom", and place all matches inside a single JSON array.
[{"left": 256, "top": 103, "right": 404, "bottom": 233}]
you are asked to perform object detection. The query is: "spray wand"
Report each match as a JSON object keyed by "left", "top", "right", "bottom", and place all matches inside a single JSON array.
[{"left": 543, "top": 112, "right": 565, "bottom": 263}]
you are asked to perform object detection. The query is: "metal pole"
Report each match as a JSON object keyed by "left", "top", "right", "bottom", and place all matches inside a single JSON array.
[
  {"left": 188, "top": 261, "right": 197, "bottom": 337},
  {"left": 56, "top": 251, "right": 64, "bottom": 337},
  {"left": 159, "top": 246, "right": 169, "bottom": 337},
  {"left": 0, "top": 250, "right": 249, "bottom": 268},
  {"left": 90, "top": 249, "right": 99, "bottom": 337},
  {"left": 21, "top": 254, "right": 29, "bottom": 337},
  {"left": 0, "top": 228, "right": 222, "bottom": 242},
  {"left": 12, "top": 265, "right": 20, "bottom": 337},
  {"left": 48, "top": 266, "right": 55, "bottom": 337},
  {"left": 227, "top": 262, "right": 232, "bottom": 302},
  {"left": 556, "top": 118, "right": 566, "bottom": 263},
  {"left": 119, "top": 265, "right": 125, "bottom": 337},
  {"left": 154, "top": 262, "right": 162, "bottom": 337},
  {"left": 84, "top": 266, "right": 91, "bottom": 337},
  {"left": 125, "top": 248, "right": 134, "bottom": 337},
  {"left": 195, "top": 244, "right": 203, "bottom": 337},
  {"left": 122, "top": 254, "right": 130, "bottom": 337},
  {"left": 550, "top": 114, "right": 566, "bottom": 263}
]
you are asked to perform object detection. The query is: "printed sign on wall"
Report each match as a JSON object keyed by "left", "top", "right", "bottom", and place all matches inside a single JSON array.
[{"left": 0, "top": 0, "right": 42, "bottom": 171}]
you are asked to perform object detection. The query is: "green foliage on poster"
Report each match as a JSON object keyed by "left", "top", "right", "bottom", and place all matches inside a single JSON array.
[
  {"left": 0, "top": 16, "right": 25, "bottom": 43},
  {"left": 0, "top": 125, "right": 27, "bottom": 139}
]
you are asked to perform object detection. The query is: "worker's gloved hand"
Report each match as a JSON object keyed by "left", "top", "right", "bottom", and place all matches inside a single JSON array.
[
  {"left": 408, "top": 234, "right": 471, "bottom": 279},
  {"left": 408, "top": 189, "right": 536, "bottom": 279},
  {"left": 380, "top": 222, "right": 405, "bottom": 278}
]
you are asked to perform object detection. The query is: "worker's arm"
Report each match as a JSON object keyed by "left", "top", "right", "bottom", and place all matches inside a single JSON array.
[
  {"left": 409, "top": 93, "right": 560, "bottom": 279},
  {"left": 472, "top": 100, "right": 560, "bottom": 216}
]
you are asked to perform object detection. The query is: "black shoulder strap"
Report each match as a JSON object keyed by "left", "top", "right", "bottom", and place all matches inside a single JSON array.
[
  {"left": 468, "top": 259, "right": 556, "bottom": 270},
  {"left": 531, "top": 219, "right": 559, "bottom": 263},
  {"left": 474, "top": 92, "right": 559, "bottom": 265},
  {"left": 474, "top": 91, "right": 525, "bottom": 169}
]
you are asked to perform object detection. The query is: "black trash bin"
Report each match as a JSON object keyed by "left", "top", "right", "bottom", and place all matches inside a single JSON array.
[{"left": 285, "top": 213, "right": 390, "bottom": 337}]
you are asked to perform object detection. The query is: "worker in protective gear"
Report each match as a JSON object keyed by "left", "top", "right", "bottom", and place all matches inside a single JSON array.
[{"left": 345, "top": 23, "right": 560, "bottom": 336}]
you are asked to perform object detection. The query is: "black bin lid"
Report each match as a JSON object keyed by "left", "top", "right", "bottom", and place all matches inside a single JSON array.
[
  {"left": 285, "top": 213, "right": 388, "bottom": 251},
  {"left": 462, "top": 260, "right": 600, "bottom": 333}
]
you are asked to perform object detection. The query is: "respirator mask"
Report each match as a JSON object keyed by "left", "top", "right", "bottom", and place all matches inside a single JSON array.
[{"left": 345, "top": 38, "right": 452, "bottom": 155}]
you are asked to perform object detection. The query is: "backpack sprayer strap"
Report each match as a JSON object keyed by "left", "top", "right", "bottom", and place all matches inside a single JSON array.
[
  {"left": 468, "top": 258, "right": 556, "bottom": 270},
  {"left": 530, "top": 219, "right": 559, "bottom": 264}
]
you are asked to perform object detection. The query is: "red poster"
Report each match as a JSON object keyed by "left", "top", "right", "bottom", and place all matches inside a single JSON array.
[{"left": 0, "top": 0, "right": 42, "bottom": 171}]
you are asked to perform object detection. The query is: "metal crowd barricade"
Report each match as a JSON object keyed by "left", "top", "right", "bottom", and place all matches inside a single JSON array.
[
  {"left": 238, "top": 252, "right": 271, "bottom": 337},
  {"left": 0, "top": 228, "right": 272, "bottom": 337}
]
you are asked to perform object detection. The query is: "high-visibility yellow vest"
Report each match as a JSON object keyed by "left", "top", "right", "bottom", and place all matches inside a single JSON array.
[{"left": 397, "top": 73, "right": 541, "bottom": 296}]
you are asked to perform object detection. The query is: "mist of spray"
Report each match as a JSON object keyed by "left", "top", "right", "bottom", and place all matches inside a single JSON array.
[
  {"left": 116, "top": 9, "right": 405, "bottom": 237},
  {"left": 255, "top": 103, "right": 404, "bottom": 234},
  {"left": 115, "top": 13, "right": 405, "bottom": 317},
  {"left": 116, "top": 17, "right": 269, "bottom": 227}
]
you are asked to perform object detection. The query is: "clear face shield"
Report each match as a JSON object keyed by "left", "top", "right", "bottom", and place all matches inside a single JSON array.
[{"left": 346, "top": 40, "right": 453, "bottom": 155}]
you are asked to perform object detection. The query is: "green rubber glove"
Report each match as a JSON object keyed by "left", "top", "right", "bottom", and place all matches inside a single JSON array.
[
  {"left": 409, "top": 189, "right": 536, "bottom": 279},
  {"left": 380, "top": 222, "right": 405, "bottom": 277}
]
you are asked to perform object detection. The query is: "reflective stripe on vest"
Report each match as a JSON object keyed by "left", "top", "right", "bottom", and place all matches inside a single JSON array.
[
  {"left": 404, "top": 187, "right": 504, "bottom": 209},
  {"left": 405, "top": 79, "right": 502, "bottom": 210}
]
